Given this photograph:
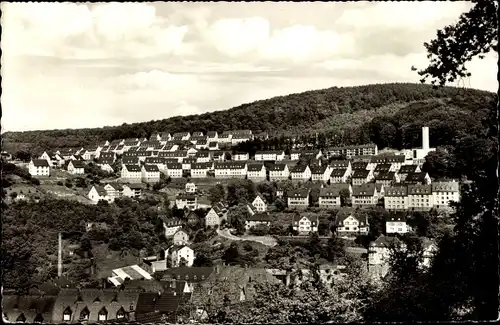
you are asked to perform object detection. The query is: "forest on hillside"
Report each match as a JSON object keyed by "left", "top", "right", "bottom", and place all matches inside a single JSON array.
[{"left": 2, "top": 83, "right": 494, "bottom": 154}]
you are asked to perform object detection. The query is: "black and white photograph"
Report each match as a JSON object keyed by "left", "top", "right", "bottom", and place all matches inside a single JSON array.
[{"left": 1, "top": 1, "right": 498, "bottom": 323}]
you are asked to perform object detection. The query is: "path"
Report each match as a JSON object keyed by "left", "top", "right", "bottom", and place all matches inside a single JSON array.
[{"left": 217, "top": 229, "right": 278, "bottom": 247}]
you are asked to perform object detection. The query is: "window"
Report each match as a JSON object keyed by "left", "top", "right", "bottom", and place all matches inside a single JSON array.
[
  {"left": 80, "top": 307, "right": 90, "bottom": 320},
  {"left": 98, "top": 308, "right": 108, "bottom": 321},
  {"left": 63, "top": 307, "right": 72, "bottom": 321},
  {"left": 116, "top": 307, "right": 126, "bottom": 319},
  {"left": 17, "top": 314, "right": 26, "bottom": 323}
]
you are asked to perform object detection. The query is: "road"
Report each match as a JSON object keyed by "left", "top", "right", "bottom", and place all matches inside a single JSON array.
[{"left": 217, "top": 229, "right": 278, "bottom": 247}]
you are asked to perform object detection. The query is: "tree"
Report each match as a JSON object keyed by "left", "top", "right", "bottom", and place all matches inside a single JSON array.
[
  {"left": 9, "top": 192, "right": 18, "bottom": 200},
  {"left": 339, "top": 189, "right": 350, "bottom": 207},
  {"left": 422, "top": 149, "right": 455, "bottom": 179},
  {"left": 226, "top": 204, "right": 249, "bottom": 235},
  {"left": 326, "top": 236, "right": 345, "bottom": 263},
  {"left": 249, "top": 224, "right": 270, "bottom": 236},
  {"left": 14, "top": 151, "right": 32, "bottom": 162},
  {"left": 208, "top": 184, "right": 225, "bottom": 205},
  {"left": 274, "top": 198, "right": 286, "bottom": 212},
  {"left": 193, "top": 253, "right": 214, "bottom": 267}
]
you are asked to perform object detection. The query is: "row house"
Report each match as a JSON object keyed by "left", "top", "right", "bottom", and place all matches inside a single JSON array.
[
  {"left": 122, "top": 139, "right": 141, "bottom": 151},
  {"left": 40, "top": 151, "right": 64, "bottom": 168},
  {"left": 182, "top": 157, "right": 198, "bottom": 170},
  {"left": 172, "top": 132, "right": 191, "bottom": 141},
  {"left": 145, "top": 157, "right": 167, "bottom": 172},
  {"left": 97, "top": 158, "right": 115, "bottom": 173},
  {"left": 211, "top": 150, "right": 226, "bottom": 162},
  {"left": 367, "top": 155, "right": 386, "bottom": 171},
  {"left": 214, "top": 162, "right": 247, "bottom": 178},
  {"left": 386, "top": 213, "right": 410, "bottom": 234},
  {"left": 191, "top": 163, "right": 209, "bottom": 178},
  {"left": 159, "top": 132, "right": 172, "bottom": 142},
  {"left": 208, "top": 141, "right": 219, "bottom": 151},
  {"left": 247, "top": 163, "right": 266, "bottom": 182},
  {"left": 98, "top": 152, "right": 116, "bottom": 163},
  {"left": 385, "top": 155, "right": 406, "bottom": 171},
  {"left": 373, "top": 163, "right": 392, "bottom": 177},
  {"left": 352, "top": 161, "right": 369, "bottom": 171},
  {"left": 166, "top": 163, "right": 183, "bottom": 178},
  {"left": 330, "top": 167, "right": 350, "bottom": 184},
  {"left": 269, "top": 163, "right": 290, "bottom": 181},
  {"left": 329, "top": 160, "right": 351, "bottom": 174},
  {"left": 251, "top": 194, "right": 268, "bottom": 212},
  {"left": 122, "top": 156, "right": 140, "bottom": 165},
  {"left": 398, "top": 164, "right": 421, "bottom": 182},
  {"left": 292, "top": 215, "right": 319, "bottom": 235},
  {"left": 352, "top": 183, "right": 380, "bottom": 207},
  {"left": 335, "top": 210, "right": 370, "bottom": 237},
  {"left": 311, "top": 165, "right": 331, "bottom": 183},
  {"left": 137, "top": 151, "right": 154, "bottom": 162},
  {"left": 408, "top": 184, "right": 433, "bottom": 210},
  {"left": 29, "top": 159, "right": 51, "bottom": 176},
  {"left": 351, "top": 169, "right": 374, "bottom": 185},
  {"left": 374, "top": 171, "right": 398, "bottom": 186},
  {"left": 318, "top": 184, "right": 351, "bottom": 209},
  {"left": 231, "top": 134, "right": 252, "bottom": 146},
  {"left": 207, "top": 131, "right": 218, "bottom": 142},
  {"left": 254, "top": 150, "right": 285, "bottom": 161},
  {"left": 401, "top": 171, "right": 431, "bottom": 185},
  {"left": 217, "top": 133, "right": 231, "bottom": 145},
  {"left": 384, "top": 185, "right": 409, "bottom": 210},
  {"left": 290, "top": 165, "right": 311, "bottom": 182},
  {"left": 195, "top": 139, "right": 208, "bottom": 150},
  {"left": 163, "top": 218, "right": 183, "bottom": 237},
  {"left": 141, "top": 165, "right": 161, "bottom": 184},
  {"left": 205, "top": 201, "right": 229, "bottom": 227},
  {"left": 287, "top": 188, "right": 310, "bottom": 210},
  {"left": 195, "top": 151, "right": 211, "bottom": 163},
  {"left": 187, "top": 147, "right": 198, "bottom": 157},
  {"left": 245, "top": 213, "right": 272, "bottom": 230},
  {"left": 82, "top": 147, "right": 101, "bottom": 161},
  {"left": 175, "top": 193, "right": 198, "bottom": 210},
  {"left": 121, "top": 164, "right": 142, "bottom": 183},
  {"left": 432, "top": 180, "right": 460, "bottom": 209},
  {"left": 162, "top": 143, "right": 179, "bottom": 152},
  {"left": 290, "top": 149, "right": 322, "bottom": 161},
  {"left": 327, "top": 144, "right": 378, "bottom": 159},
  {"left": 158, "top": 151, "right": 188, "bottom": 162},
  {"left": 67, "top": 160, "right": 85, "bottom": 175},
  {"left": 233, "top": 152, "right": 249, "bottom": 161}
]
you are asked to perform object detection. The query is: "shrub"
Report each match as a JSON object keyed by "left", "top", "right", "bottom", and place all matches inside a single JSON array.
[{"left": 57, "top": 181, "right": 63, "bottom": 186}]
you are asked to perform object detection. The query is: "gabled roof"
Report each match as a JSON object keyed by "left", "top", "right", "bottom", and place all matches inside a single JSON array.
[
  {"left": 370, "top": 235, "right": 402, "bottom": 248},
  {"left": 399, "top": 165, "right": 419, "bottom": 174},
  {"left": 182, "top": 157, "right": 197, "bottom": 164},
  {"left": 166, "top": 163, "right": 183, "bottom": 170},
  {"left": 143, "top": 165, "right": 160, "bottom": 172},
  {"left": 330, "top": 168, "right": 348, "bottom": 177},
  {"left": 105, "top": 183, "right": 123, "bottom": 191},
  {"left": 214, "top": 162, "right": 246, "bottom": 170},
  {"left": 292, "top": 214, "right": 319, "bottom": 225},
  {"left": 99, "top": 152, "right": 115, "bottom": 158},
  {"left": 32, "top": 159, "right": 50, "bottom": 167},
  {"left": 404, "top": 171, "right": 429, "bottom": 183},
  {"left": 291, "top": 164, "right": 309, "bottom": 173},
  {"left": 124, "top": 164, "right": 141, "bottom": 172},
  {"left": 69, "top": 160, "right": 85, "bottom": 168},
  {"left": 408, "top": 184, "right": 432, "bottom": 195},
  {"left": 247, "top": 163, "right": 265, "bottom": 172},
  {"left": 287, "top": 188, "right": 310, "bottom": 198},
  {"left": 208, "top": 141, "right": 218, "bottom": 147},
  {"left": 352, "top": 169, "right": 370, "bottom": 178},
  {"left": 319, "top": 184, "right": 349, "bottom": 197},
  {"left": 352, "top": 161, "right": 369, "bottom": 170},
  {"left": 163, "top": 218, "right": 183, "bottom": 227},
  {"left": 176, "top": 193, "right": 196, "bottom": 200},
  {"left": 207, "top": 131, "right": 217, "bottom": 137},
  {"left": 195, "top": 151, "right": 210, "bottom": 158},
  {"left": 310, "top": 165, "right": 328, "bottom": 174},
  {"left": 384, "top": 185, "right": 408, "bottom": 196},
  {"left": 329, "top": 160, "right": 350, "bottom": 168},
  {"left": 374, "top": 163, "right": 392, "bottom": 172},
  {"left": 335, "top": 208, "right": 369, "bottom": 226},
  {"left": 2, "top": 294, "right": 57, "bottom": 323},
  {"left": 375, "top": 171, "right": 395, "bottom": 181},
  {"left": 191, "top": 162, "right": 209, "bottom": 169},
  {"left": 352, "top": 183, "right": 377, "bottom": 196},
  {"left": 386, "top": 212, "right": 408, "bottom": 222},
  {"left": 269, "top": 163, "right": 288, "bottom": 171},
  {"left": 255, "top": 150, "right": 284, "bottom": 155},
  {"left": 385, "top": 155, "right": 406, "bottom": 163},
  {"left": 145, "top": 157, "right": 165, "bottom": 164},
  {"left": 432, "top": 181, "right": 459, "bottom": 192},
  {"left": 211, "top": 201, "right": 228, "bottom": 216},
  {"left": 122, "top": 157, "right": 139, "bottom": 164}
]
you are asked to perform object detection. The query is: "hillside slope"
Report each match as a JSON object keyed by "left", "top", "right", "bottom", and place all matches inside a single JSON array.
[{"left": 2, "top": 83, "right": 494, "bottom": 153}]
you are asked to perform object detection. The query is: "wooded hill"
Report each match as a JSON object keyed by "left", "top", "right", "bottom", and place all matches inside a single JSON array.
[{"left": 2, "top": 83, "right": 495, "bottom": 153}]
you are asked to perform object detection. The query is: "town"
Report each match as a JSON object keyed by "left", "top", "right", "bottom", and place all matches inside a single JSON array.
[{"left": 2, "top": 125, "right": 461, "bottom": 323}]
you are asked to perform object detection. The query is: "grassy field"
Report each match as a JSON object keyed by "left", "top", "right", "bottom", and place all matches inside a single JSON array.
[{"left": 93, "top": 244, "right": 141, "bottom": 279}]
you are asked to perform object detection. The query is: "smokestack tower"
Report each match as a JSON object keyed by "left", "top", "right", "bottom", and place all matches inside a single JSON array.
[
  {"left": 58, "top": 232, "right": 62, "bottom": 277},
  {"left": 422, "top": 127, "right": 430, "bottom": 151}
]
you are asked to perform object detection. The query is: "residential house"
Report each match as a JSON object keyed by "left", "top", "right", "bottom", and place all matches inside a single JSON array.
[
  {"left": 385, "top": 155, "right": 406, "bottom": 172},
  {"left": 158, "top": 151, "right": 188, "bottom": 163},
  {"left": 245, "top": 213, "right": 273, "bottom": 230},
  {"left": 182, "top": 157, "right": 197, "bottom": 170},
  {"left": 251, "top": 194, "right": 268, "bottom": 212},
  {"left": 269, "top": 163, "right": 290, "bottom": 181},
  {"left": 233, "top": 152, "right": 249, "bottom": 161},
  {"left": 122, "top": 156, "right": 140, "bottom": 165},
  {"left": 384, "top": 185, "right": 409, "bottom": 210},
  {"left": 373, "top": 163, "right": 392, "bottom": 177},
  {"left": 175, "top": 193, "right": 198, "bottom": 210},
  {"left": 290, "top": 165, "right": 311, "bottom": 182},
  {"left": 208, "top": 141, "right": 219, "bottom": 151},
  {"left": 335, "top": 209, "right": 370, "bottom": 236},
  {"left": 401, "top": 171, "right": 431, "bottom": 185},
  {"left": 351, "top": 161, "right": 369, "bottom": 171},
  {"left": 398, "top": 164, "right": 421, "bottom": 182},
  {"left": 207, "top": 131, "right": 218, "bottom": 142},
  {"left": 2, "top": 293, "right": 57, "bottom": 324},
  {"left": 254, "top": 132, "right": 269, "bottom": 140},
  {"left": 210, "top": 150, "right": 225, "bottom": 161},
  {"left": 186, "top": 210, "right": 204, "bottom": 228},
  {"left": 163, "top": 218, "right": 184, "bottom": 237},
  {"left": 97, "top": 158, "right": 115, "bottom": 173},
  {"left": 327, "top": 144, "right": 378, "bottom": 159},
  {"left": 217, "top": 133, "right": 232, "bottom": 145},
  {"left": 254, "top": 150, "right": 285, "bottom": 161},
  {"left": 168, "top": 245, "right": 195, "bottom": 267},
  {"left": 214, "top": 162, "right": 247, "bottom": 179},
  {"left": 144, "top": 157, "right": 166, "bottom": 172},
  {"left": 122, "top": 184, "right": 143, "bottom": 198},
  {"left": 185, "top": 182, "right": 197, "bottom": 193},
  {"left": 330, "top": 167, "right": 350, "bottom": 184},
  {"left": 432, "top": 180, "right": 460, "bottom": 209},
  {"left": 121, "top": 164, "right": 142, "bottom": 183},
  {"left": 318, "top": 184, "right": 351, "bottom": 209},
  {"left": 187, "top": 147, "right": 198, "bottom": 157},
  {"left": 408, "top": 184, "right": 433, "bottom": 210},
  {"left": 231, "top": 134, "right": 252, "bottom": 146},
  {"left": 352, "top": 184, "right": 379, "bottom": 207},
  {"left": 190, "top": 163, "right": 209, "bottom": 178},
  {"left": 162, "top": 143, "right": 179, "bottom": 152},
  {"left": 292, "top": 215, "right": 319, "bottom": 234},
  {"left": 173, "top": 229, "right": 190, "bottom": 245},
  {"left": 172, "top": 132, "right": 191, "bottom": 141},
  {"left": 195, "top": 151, "right": 210, "bottom": 163},
  {"left": 290, "top": 150, "right": 301, "bottom": 160},
  {"left": 141, "top": 165, "right": 160, "bottom": 183},
  {"left": 310, "top": 165, "right": 331, "bottom": 183},
  {"left": 88, "top": 185, "right": 110, "bottom": 203},
  {"left": 351, "top": 169, "right": 374, "bottom": 185},
  {"left": 287, "top": 188, "right": 310, "bottom": 210},
  {"left": 29, "top": 159, "right": 50, "bottom": 176},
  {"left": 374, "top": 171, "right": 397, "bottom": 186},
  {"left": 329, "top": 160, "right": 352, "bottom": 173},
  {"left": 386, "top": 213, "right": 410, "bottom": 234},
  {"left": 368, "top": 235, "right": 403, "bottom": 279},
  {"left": 247, "top": 163, "right": 266, "bottom": 182},
  {"left": 103, "top": 183, "right": 123, "bottom": 201},
  {"left": 205, "top": 202, "right": 228, "bottom": 227},
  {"left": 166, "top": 163, "right": 183, "bottom": 178}
]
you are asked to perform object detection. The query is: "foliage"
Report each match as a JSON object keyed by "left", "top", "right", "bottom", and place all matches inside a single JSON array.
[
  {"left": 226, "top": 204, "right": 250, "bottom": 235},
  {"left": 248, "top": 224, "right": 270, "bottom": 236},
  {"left": 207, "top": 184, "right": 225, "bottom": 205},
  {"left": 226, "top": 179, "right": 257, "bottom": 206}
]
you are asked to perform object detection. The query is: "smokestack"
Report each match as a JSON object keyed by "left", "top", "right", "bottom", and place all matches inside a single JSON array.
[
  {"left": 422, "top": 127, "right": 429, "bottom": 151},
  {"left": 58, "top": 232, "right": 62, "bottom": 277}
]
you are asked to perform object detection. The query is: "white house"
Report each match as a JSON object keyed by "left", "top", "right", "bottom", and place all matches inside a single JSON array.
[
  {"left": 329, "top": 160, "right": 352, "bottom": 174},
  {"left": 103, "top": 183, "right": 123, "bottom": 200},
  {"left": 432, "top": 180, "right": 460, "bottom": 209},
  {"left": 330, "top": 168, "right": 350, "bottom": 184},
  {"left": 318, "top": 184, "right": 351, "bottom": 209},
  {"left": 195, "top": 151, "right": 211, "bottom": 163},
  {"left": 292, "top": 215, "right": 319, "bottom": 235},
  {"left": 351, "top": 169, "right": 374, "bottom": 186},
  {"left": 168, "top": 245, "right": 195, "bottom": 267},
  {"left": 176, "top": 193, "right": 198, "bottom": 210},
  {"left": 408, "top": 184, "right": 433, "bottom": 210},
  {"left": 251, "top": 194, "right": 268, "bottom": 212},
  {"left": 233, "top": 152, "right": 249, "bottom": 161},
  {"left": 335, "top": 210, "right": 370, "bottom": 236},
  {"left": 144, "top": 157, "right": 167, "bottom": 172},
  {"left": 191, "top": 163, "right": 208, "bottom": 178},
  {"left": 287, "top": 188, "right": 310, "bottom": 210},
  {"left": 386, "top": 213, "right": 410, "bottom": 234},
  {"left": 214, "top": 162, "right": 247, "bottom": 179},
  {"left": 173, "top": 229, "right": 190, "bottom": 245},
  {"left": 121, "top": 164, "right": 142, "bottom": 183},
  {"left": 352, "top": 184, "right": 379, "bottom": 207},
  {"left": 207, "top": 131, "right": 218, "bottom": 142},
  {"left": 310, "top": 165, "right": 331, "bottom": 183},
  {"left": 66, "top": 160, "right": 85, "bottom": 175},
  {"left": 172, "top": 132, "right": 191, "bottom": 141},
  {"left": 166, "top": 163, "right": 184, "bottom": 178},
  {"left": 88, "top": 185, "right": 112, "bottom": 204},
  {"left": 29, "top": 159, "right": 50, "bottom": 176},
  {"left": 269, "top": 163, "right": 290, "bottom": 181},
  {"left": 254, "top": 150, "right": 285, "bottom": 161},
  {"left": 122, "top": 183, "right": 143, "bottom": 198},
  {"left": 141, "top": 165, "right": 161, "bottom": 183},
  {"left": 164, "top": 218, "right": 183, "bottom": 237},
  {"left": 290, "top": 165, "right": 311, "bottom": 182},
  {"left": 245, "top": 213, "right": 273, "bottom": 230},
  {"left": 205, "top": 202, "right": 228, "bottom": 227},
  {"left": 185, "top": 182, "right": 197, "bottom": 193},
  {"left": 384, "top": 185, "right": 409, "bottom": 210},
  {"left": 247, "top": 163, "right": 266, "bottom": 182}
]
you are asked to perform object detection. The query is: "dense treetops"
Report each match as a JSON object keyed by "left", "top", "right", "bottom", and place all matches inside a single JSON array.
[{"left": 2, "top": 83, "right": 494, "bottom": 154}]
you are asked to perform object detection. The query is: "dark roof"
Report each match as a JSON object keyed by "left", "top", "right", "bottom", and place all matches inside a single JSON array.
[
  {"left": 124, "top": 164, "right": 141, "bottom": 172},
  {"left": 269, "top": 163, "right": 288, "bottom": 171},
  {"left": 408, "top": 184, "right": 432, "bottom": 195},
  {"left": 375, "top": 171, "right": 395, "bottom": 181},
  {"left": 191, "top": 162, "right": 209, "bottom": 169},
  {"left": 291, "top": 164, "right": 309, "bottom": 173},
  {"left": 352, "top": 183, "right": 377, "bottom": 196},
  {"left": 143, "top": 165, "right": 160, "bottom": 172},
  {"left": 336, "top": 209, "right": 368, "bottom": 226},
  {"left": 247, "top": 163, "right": 265, "bottom": 172},
  {"left": 176, "top": 193, "right": 196, "bottom": 200},
  {"left": 384, "top": 185, "right": 408, "bottom": 196},
  {"left": 370, "top": 235, "right": 402, "bottom": 248},
  {"left": 404, "top": 171, "right": 429, "bottom": 183},
  {"left": 100, "top": 152, "right": 115, "bottom": 158},
  {"left": 310, "top": 165, "right": 328, "bottom": 174},
  {"left": 385, "top": 155, "right": 406, "bottom": 163},
  {"left": 432, "top": 181, "right": 459, "bottom": 192},
  {"left": 2, "top": 294, "right": 57, "bottom": 323},
  {"left": 352, "top": 161, "right": 368, "bottom": 170},
  {"left": 386, "top": 212, "right": 408, "bottom": 222},
  {"left": 166, "top": 163, "right": 183, "bottom": 169},
  {"left": 195, "top": 151, "right": 210, "bottom": 158},
  {"left": 352, "top": 169, "right": 370, "bottom": 178},
  {"left": 374, "top": 163, "right": 392, "bottom": 172},
  {"left": 182, "top": 157, "right": 197, "bottom": 164},
  {"left": 207, "top": 131, "right": 217, "bottom": 137},
  {"left": 32, "top": 159, "right": 50, "bottom": 167},
  {"left": 329, "top": 160, "right": 350, "bottom": 168},
  {"left": 122, "top": 157, "right": 139, "bottom": 164},
  {"left": 319, "top": 184, "right": 349, "bottom": 197},
  {"left": 161, "top": 267, "right": 215, "bottom": 283},
  {"left": 69, "top": 160, "right": 85, "bottom": 168},
  {"left": 145, "top": 157, "right": 165, "bottom": 164},
  {"left": 214, "top": 162, "right": 246, "bottom": 169},
  {"left": 287, "top": 188, "right": 310, "bottom": 198},
  {"left": 330, "top": 168, "right": 348, "bottom": 177},
  {"left": 163, "top": 218, "right": 183, "bottom": 227},
  {"left": 399, "top": 165, "right": 419, "bottom": 174},
  {"left": 136, "top": 292, "right": 183, "bottom": 315},
  {"left": 292, "top": 214, "right": 319, "bottom": 225}
]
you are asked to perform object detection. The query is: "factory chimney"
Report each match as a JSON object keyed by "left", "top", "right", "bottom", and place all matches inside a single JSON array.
[
  {"left": 58, "top": 232, "right": 62, "bottom": 277},
  {"left": 422, "top": 127, "right": 430, "bottom": 151}
]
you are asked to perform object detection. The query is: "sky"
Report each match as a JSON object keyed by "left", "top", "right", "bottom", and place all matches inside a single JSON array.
[{"left": 1, "top": 2, "right": 497, "bottom": 132}]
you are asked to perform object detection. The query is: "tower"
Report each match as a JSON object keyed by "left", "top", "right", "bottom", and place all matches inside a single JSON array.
[
  {"left": 422, "top": 127, "right": 429, "bottom": 151},
  {"left": 58, "top": 232, "right": 62, "bottom": 277}
]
